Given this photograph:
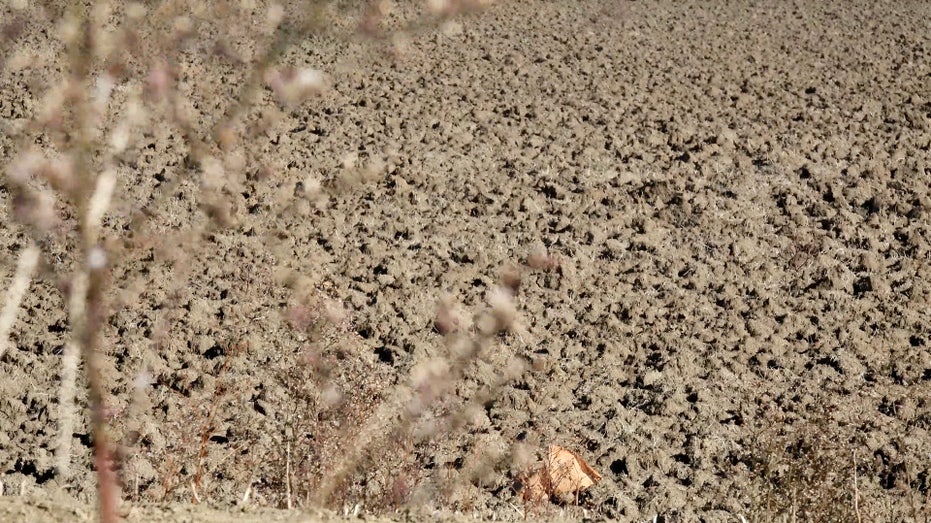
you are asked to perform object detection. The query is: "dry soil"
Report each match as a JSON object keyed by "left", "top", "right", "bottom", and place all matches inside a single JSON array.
[{"left": 1, "top": 0, "right": 931, "bottom": 521}]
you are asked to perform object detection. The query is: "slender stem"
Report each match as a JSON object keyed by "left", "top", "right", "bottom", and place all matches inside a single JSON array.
[{"left": 0, "top": 243, "right": 40, "bottom": 361}]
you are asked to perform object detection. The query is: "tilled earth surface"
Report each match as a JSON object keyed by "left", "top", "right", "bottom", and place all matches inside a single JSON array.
[{"left": 1, "top": 0, "right": 930, "bottom": 521}]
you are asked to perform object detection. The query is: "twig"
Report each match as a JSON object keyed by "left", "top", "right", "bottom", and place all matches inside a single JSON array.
[
  {"left": 190, "top": 342, "right": 242, "bottom": 502},
  {"left": 853, "top": 451, "right": 862, "bottom": 523},
  {"left": 0, "top": 243, "right": 40, "bottom": 361},
  {"left": 314, "top": 289, "right": 519, "bottom": 505},
  {"left": 507, "top": 501, "right": 525, "bottom": 520},
  {"left": 191, "top": 481, "right": 201, "bottom": 504},
  {"left": 82, "top": 234, "right": 120, "bottom": 523},
  {"left": 54, "top": 282, "right": 85, "bottom": 477},
  {"left": 57, "top": 169, "right": 116, "bottom": 478},
  {"left": 241, "top": 481, "right": 253, "bottom": 505},
  {"left": 286, "top": 440, "right": 293, "bottom": 509},
  {"left": 53, "top": 1, "right": 123, "bottom": 519}
]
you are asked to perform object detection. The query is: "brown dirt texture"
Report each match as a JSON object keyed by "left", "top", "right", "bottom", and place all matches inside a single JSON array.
[{"left": 2, "top": 0, "right": 931, "bottom": 521}]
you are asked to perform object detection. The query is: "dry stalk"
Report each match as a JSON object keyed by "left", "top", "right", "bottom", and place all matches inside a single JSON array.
[
  {"left": 54, "top": 3, "right": 123, "bottom": 515},
  {"left": 853, "top": 450, "right": 862, "bottom": 523},
  {"left": 286, "top": 440, "right": 293, "bottom": 510},
  {"left": 0, "top": 243, "right": 40, "bottom": 361},
  {"left": 314, "top": 287, "right": 521, "bottom": 506},
  {"left": 78, "top": 193, "right": 121, "bottom": 523},
  {"left": 189, "top": 342, "right": 243, "bottom": 502},
  {"left": 54, "top": 276, "right": 86, "bottom": 478}
]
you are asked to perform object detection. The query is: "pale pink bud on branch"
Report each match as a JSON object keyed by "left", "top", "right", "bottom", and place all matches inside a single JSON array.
[
  {"left": 266, "top": 4, "right": 285, "bottom": 29},
  {"left": 93, "top": 73, "right": 116, "bottom": 117},
  {"left": 6, "top": 151, "right": 42, "bottom": 184},
  {"left": 146, "top": 62, "right": 171, "bottom": 101},
  {"left": 527, "top": 245, "right": 559, "bottom": 271},
  {"left": 487, "top": 286, "right": 516, "bottom": 332},
  {"left": 126, "top": 3, "right": 146, "bottom": 20},
  {"left": 264, "top": 67, "right": 326, "bottom": 106}
]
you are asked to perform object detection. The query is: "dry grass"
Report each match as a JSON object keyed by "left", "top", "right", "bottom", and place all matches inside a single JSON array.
[{"left": 745, "top": 406, "right": 931, "bottom": 523}]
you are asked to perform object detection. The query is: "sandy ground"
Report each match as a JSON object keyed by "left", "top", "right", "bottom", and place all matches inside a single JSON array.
[{"left": 2, "top": 0, "right": 931, "bottom": 521}]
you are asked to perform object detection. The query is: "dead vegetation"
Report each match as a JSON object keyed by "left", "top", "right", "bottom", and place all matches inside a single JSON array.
[
  {"left": 746, "top": 405, "right": 931, "bottom": 523},
  {"left": 0, "top": 0, "right": 563, "bottom": 518}
]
